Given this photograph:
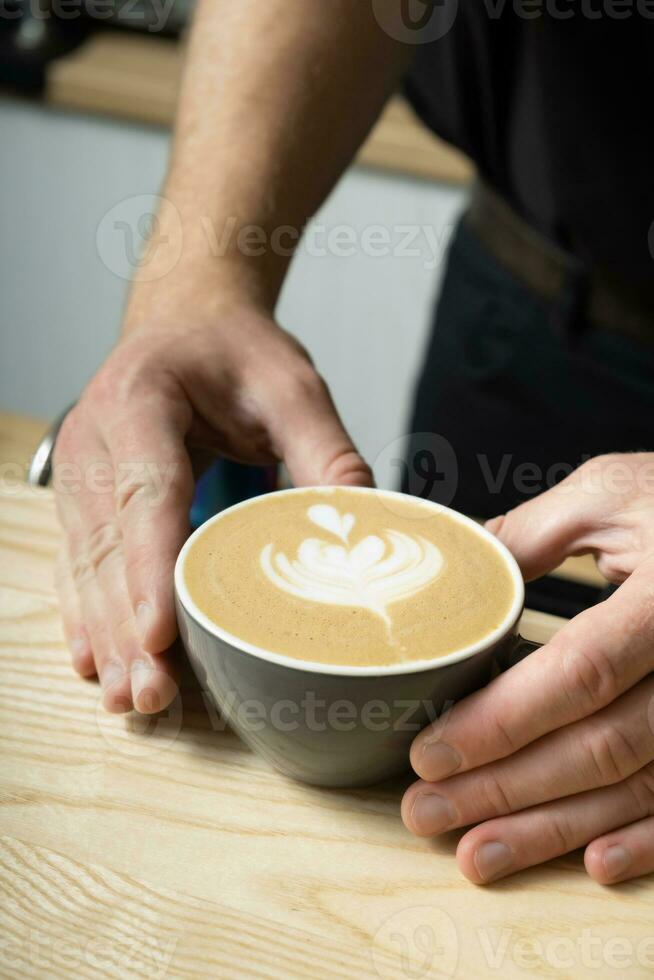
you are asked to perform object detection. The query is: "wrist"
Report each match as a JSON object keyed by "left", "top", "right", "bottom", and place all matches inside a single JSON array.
[
  {"left": 121, "top": 193, "right": 294, "bottom": 335},
  {"left": 123, "top": 261, "right": 274, "bottom": 334}
]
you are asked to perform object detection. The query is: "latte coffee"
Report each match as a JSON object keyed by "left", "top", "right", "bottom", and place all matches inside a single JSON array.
[{"left": 182, "top": 488, "right": 517, "bottom": 668}]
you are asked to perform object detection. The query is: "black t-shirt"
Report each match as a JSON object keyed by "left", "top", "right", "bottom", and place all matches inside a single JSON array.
[{"left": 404, "top": 2, "right": 654, "bottom": 280}]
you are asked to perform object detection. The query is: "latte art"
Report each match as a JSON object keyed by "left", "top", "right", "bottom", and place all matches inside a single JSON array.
[
  {"left": 260, "top": 504, "right": 443, "bottom": 630},
  {"left": 182, "top": 487, "right": 517, "bottom": 668}
]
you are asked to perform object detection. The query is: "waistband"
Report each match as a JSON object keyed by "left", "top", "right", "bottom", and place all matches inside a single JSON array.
[{"left": 465, "top": 180, "right": 654, "bottom": 345}]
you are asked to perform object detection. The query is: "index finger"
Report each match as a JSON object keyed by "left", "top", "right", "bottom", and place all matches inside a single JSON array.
[
  {"left": 100, "top": 394, "right": 194, "bottom": 654},
  {"left": 411, "top": 563, "right": 654, "bottom": 782}
]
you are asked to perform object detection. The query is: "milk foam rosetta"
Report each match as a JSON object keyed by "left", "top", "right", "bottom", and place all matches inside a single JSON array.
[
  {"left": 183, "top": 488, "right": 517, "bottom": 668},
  {"left": 260, "top": 503, "right": 443, "bottom": 632}
]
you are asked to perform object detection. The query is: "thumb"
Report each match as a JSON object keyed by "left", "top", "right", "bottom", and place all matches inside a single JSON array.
[
  {"left": 485, "top": 481, "right": 596, "bottom": 582},
  {"left": 278, "top": 374, "right": 373, "bottom": 488}
]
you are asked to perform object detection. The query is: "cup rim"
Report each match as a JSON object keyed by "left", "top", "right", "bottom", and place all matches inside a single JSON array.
[{"left": 174, "top": 486, "right": 525, "bottom": 677}]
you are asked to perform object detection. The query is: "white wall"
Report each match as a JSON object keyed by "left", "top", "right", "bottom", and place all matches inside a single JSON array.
[{"left": 0, "top": 96, "right": 467, "bottom": 471}]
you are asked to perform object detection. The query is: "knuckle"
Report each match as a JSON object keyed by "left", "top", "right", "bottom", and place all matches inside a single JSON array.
[
  {"left": 625, "top": 763, "right": 654, "bottom": 819},
  {"left": 114, "top": 454, "right": 190, "bottom": 515},
  {"left": 54, "top": 408, "right": 85, "bottom": 462},
  {"left": 583, "top": 722, "right": 641, "bottom": 785},
  {"left": 285, "top": 364, "right": 329, "bottom": 404},
  {"left": 86, "top": 348, "right": 142, "bottom": 405},
  {"left": 69, "top": 550, "right": 94, "bottom": 591},
  {"left": 324, "top": 450, "right": 373, "bottom": 488},
  {"left": 479, "top": 770, "right": 515, "bottom": 815},
  {"left": 279, "top": 330, "right": 313, "bottom": 365},
  {"left": 113, "top": 610, "right": 136, "bottom": 645},
  {"left": 591, "top": 453, "right": 616, "bottom": 469},
  {"left": 86, "top": 365, "right": 119, "bottom": 406},
  {"left": 87, "top": 342, "right": 176, "bottom": 417},
  {"left": 595, "top": 554, "right": 632, "bottom": 585},
  {"left": 86, "top": 520, "right": 122, "bottom": 575},
  {"left": 489, "top": 712, "right": 520, "bottom": 755},
  {"left": 547, "top": 809, "right": 576, "bottom": 854},
  {"left": 561, "top": 635, "right": 620, "bottom": 714},
  {"left": 264, "top": 347, "right": 326, "bottom": 399},
  {"left": 577, "top": 453, "right": 620, "bottom": 477},
  {"left": 114, "top": 478, "right": 152, "bottom": 516},
  {"left": 87, "top": 620, "right": 111, "bottom": 656}
]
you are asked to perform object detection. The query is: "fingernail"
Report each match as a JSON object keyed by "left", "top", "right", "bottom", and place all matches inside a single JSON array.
[
  {"left": 419, "top": 741, "right": 461, "bottom": 780},
  {"left": 131, "top": 658, "right": 167, "bottom": 714},
  {"left": 474, "top": 841, "right": 514, "bottom": 882},
  {"left": 136, "top": 602, "right": 153, "bottom": 643},
  {"left": 603, "top": 844, "right": 632, "bottom": 881},
  {"left": 70, "top": 634, "right": 90, "bottom": 667},
  {"left": 131, "top": 657, "right": 154, "bottom": 699},
  {"left": 131, "top": 658, "right": 178, "bottom": 714},
  {"left": 71, "top": 634, "right": 88, "bottom": 656},
  {"left": 410, "top": 793, "right": 457, "bottom": 835},
  {"left": 100, "top": 660, "right": 125, "bottom": 692}
]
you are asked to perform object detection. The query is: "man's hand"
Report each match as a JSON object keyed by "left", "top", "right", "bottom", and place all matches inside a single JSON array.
[
  {"left": 402, "top": 453, "right": 654, "bottom": 885},
  {"left": 52, "top": 0, "right": 410, "bottom": 715},
  {"left": 54, "top": 308, "right": 371, "bottom": 714}
]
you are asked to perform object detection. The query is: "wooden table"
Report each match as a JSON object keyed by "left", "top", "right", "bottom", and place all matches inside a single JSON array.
[{"left": 1, "top": 457, "right": 653, "bottom": 978}]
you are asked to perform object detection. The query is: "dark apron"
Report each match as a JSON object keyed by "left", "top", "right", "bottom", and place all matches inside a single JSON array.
[{"left": 403, "top": 215, "right": 654, "bottom": 616}]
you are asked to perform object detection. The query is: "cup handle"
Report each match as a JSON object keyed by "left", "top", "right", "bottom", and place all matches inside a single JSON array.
[{"left": 496, "top": 634, "right": 542, "bottom": 672}]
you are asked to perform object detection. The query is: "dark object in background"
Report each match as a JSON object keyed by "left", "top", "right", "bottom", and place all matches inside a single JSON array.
[
  {"left": 525, "top": 577, "right": 616, "bottom": 622},
  {"left": 406, "top": 217, "right": 654, "bottom": 523},
  {"left": 78, "top": 0, "right": 192, "bottom": 36},
  {"left": 0, "top": 0, "right": 191, "bottom": 91},
  {"left": 403, "top": 215, "right": 654, "bottom": 619},
  {"left": 190, "top": 460, "right": 278, "bottom": 530},
  {"left": 0, "top": 0, "right": 92, "bottom": 90}
]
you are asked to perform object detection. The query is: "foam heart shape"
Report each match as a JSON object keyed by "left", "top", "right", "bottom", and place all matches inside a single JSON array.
[
  {"left": 307, "top": 504, "right": 355, "bottom": 542},
  {"left": 349, "top": 536, "right": 386, "bottom": 572}
]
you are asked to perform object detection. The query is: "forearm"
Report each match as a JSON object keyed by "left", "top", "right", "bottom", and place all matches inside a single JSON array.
[{"left": 125, "top": 0, "right": 412, "bottom": 325}]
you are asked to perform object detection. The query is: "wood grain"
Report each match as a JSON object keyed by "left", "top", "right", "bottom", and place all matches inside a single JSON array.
[
  {"left": 2, "top": 483, "right": 653, "bottom": 979},
  {"left": 0, "top": 411, "right": 47, "bottom": 482},
  {"left": 45, "top": 32, "right": 473, "bottom": 185}
]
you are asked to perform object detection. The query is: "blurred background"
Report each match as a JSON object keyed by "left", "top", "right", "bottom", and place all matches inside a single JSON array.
[
  {"left": 0, "top": 0, "right": 471, "bottom": 471},
  {"left": 1, "top": 5, "right": 610, "bottom": 619}
]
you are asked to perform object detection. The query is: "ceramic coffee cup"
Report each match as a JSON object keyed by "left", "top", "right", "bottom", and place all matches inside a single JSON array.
[{"left": 174, "top": 489, "right": 530, "bottom": 788}]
